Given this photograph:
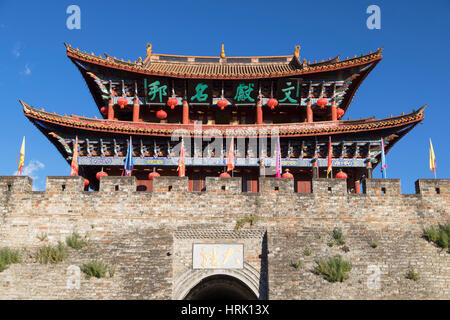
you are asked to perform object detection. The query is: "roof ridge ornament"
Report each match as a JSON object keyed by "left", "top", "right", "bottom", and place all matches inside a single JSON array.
[
  {"left": 220, "top": 44, "right": 226, "bottom": 58},
  {"left": 144, "top": 43, "right": 152, "bottom": 64},
  {"left": 294, "top": 45, "right": 301, "bottom": 59}
]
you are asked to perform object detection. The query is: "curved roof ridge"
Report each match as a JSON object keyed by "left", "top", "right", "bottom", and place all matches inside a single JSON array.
[
  {"left": 21, "top": 100, "right": 424, "bottom": 138},
  {"left": 64, "top": 43, "right": 383, "bottom": 80}
]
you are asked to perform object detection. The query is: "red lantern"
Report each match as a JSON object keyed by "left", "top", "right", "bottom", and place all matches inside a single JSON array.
[
  {"left": 100, "top": 107, "right": 107, "bottom": 115},
  {"left": 96, "top": 171, "right": 108, "bottom": 180},
  {"left": 167, "top": 98, "right": 178, "bottom": 109},
  {"left": 84, "top": 179, "right": 89, "bottom": 187},
  {"left": 336, "top": 170, "right": 348, "bottom": 179},
  {"left": 317, "top": 98, "right": 328, "bottom": 109},
  {"left": 217, "top": 99, "right": 228, "bottom": 110},
  {"left": 117, "top": 97, "right": 128, "bottom": 109},
  {"left": 148, "top": 171, "right": 160, "bottom": 180},
  {"left": 281, "top": 169, "right": 294, "bottom": 179},
  {"left": 267, "top": 98, "right": 278, "bottom": 110},
  {"left": 219, "top": 172, "right": 231, "bottom": 178},
  {"left": 156, "top": 109, "right": 167, "bottom": 120},
  {"left": 337, "top": 108, "right": 345, "bottom": 119}
]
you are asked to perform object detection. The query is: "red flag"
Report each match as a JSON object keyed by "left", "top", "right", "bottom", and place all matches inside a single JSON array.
[
  {"left": 226, "top": 138, "right": 235, "bottom": 172},
  {"left": 70, "top": 136, "right": 79, "bottom": 176},
  {"left": 327, "top": 136, "right": 332, "bottom": 178},
  {"left": 177, "top": 138, "right": 185, "bottom": 177}
]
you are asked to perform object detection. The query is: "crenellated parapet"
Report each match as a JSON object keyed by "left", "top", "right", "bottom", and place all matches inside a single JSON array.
[
  {"left": 363, "top": 179, "right": 402, "bottom": 196},
  {"left": 1, "top": 176, "right": 449, "bottom": 197}
]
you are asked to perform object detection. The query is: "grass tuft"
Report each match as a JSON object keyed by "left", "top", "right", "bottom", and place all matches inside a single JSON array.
[
  {"left": 406, "top": 268, "right": 420, "bottom": 281},
  {"left": 66, "top": 231, "right": 89, "bottom": 250},
  {"left": 423, "top": 221, "right": 450, "bottom": 252},
  {"left": 0, "top": 248, "right": 21, "bottom": 272},
  {"left": 234, "top": 216, "right": 259, "bottom": 230},
  {"left": 81, "top": 260, "right": 114, "bottom": 279},
  {"left": 36, "top": 242, "right": 67, "bottom": 264},
  {"left": 313, "top": 255, "right": 352, "bottom": 282},
  {"left": 332, "top": 228, "right": 346, "bottom": 245}
]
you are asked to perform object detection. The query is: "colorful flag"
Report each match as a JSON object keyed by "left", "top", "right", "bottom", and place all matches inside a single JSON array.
[
  {"left": 327, "top": 136, "right": 332, "bottom": 178},
  {"left": 226, "top": 138, "right": 235, "bottom": 172},
  {"left": 429, "top": 138, "right": 436, "bottom": 177},
  {"left": 380, "top": 138, "right": 387, "bottom": 179},
  {"left": 70, "top": 136, "right": 79, "bottom": 176},
  {"left": 178, "top": 137, "right": 185, "bottom": 177},
  {"left": 275, "top": 136, "right": 282, "bottom": 178},
  {"left": 124, "top": 136, "right": 134, "bottom": 176},
  {"left": 16, "top": 136, "right": 25, "bottom": 175}
]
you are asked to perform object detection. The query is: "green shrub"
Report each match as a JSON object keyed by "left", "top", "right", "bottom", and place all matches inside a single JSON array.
[
  {"left": 370, "top": 242, "right": 379, "bottom": 249},
  {"left": 423, "top": 221, "right": 450, "bottom": 252},
  {"left": 291, "top": 261, "right": 302, "bottom": 269},
  {"left": 66, "top": 231, "right": 89, "bottom": 250},
  {"left": 332, "top": 228, "right": 346, "bottom": 245},
  {"left": 406, "top": 268, "right": 420, "bottom": 281},
  {"left": 36, "top": 242, "right": 67, "bottom": 264},
  {"left": 234, "top": 216, "right": 259, "bottom": 230},
  {"left": 0, "top": 248, "right": 21, "bottom": 272},
  {"left": 313, "top": 255, "right": 352, "bottom": 283},
  {"left": 327, "top": 241, "right": 335, "bottom": 247},
  {"left": 304, "top": 249, "right": 312, "bottom": 256},
  {"left": 81, "top": 260, "right": 112, "bottom": 279}
]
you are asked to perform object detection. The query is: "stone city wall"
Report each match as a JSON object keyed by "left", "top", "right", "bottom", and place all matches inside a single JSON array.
[{"left": 0, "top": 176, "right": 448, "bottom": 299}]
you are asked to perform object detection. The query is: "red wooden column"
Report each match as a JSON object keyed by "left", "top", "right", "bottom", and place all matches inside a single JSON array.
[
  {"left": 107, "top": 98, "right": 114, "bottom": 120},
  {"left": 331, "top": 100, "right": 337, "bottom": 121},
  {"left": 306, "top": 99, "right": 313, "bottom": 123},
  {"left": 132, "top": 98, "right": 140, "bottom": 122},
  {"left": 366, "top": 160, "right": 373, "bottom": 179},
  {"left": 354, "top": 180, "right": 361, "bottom": 194},
  {"left": 182, "top": 100, "right": 190, "bottom": 124},
  {"left": 256, "top": 99, "right": 263, "bottom": 124},
  {"left": 312, "top": 159, "right": 319, "bottom": 178}
]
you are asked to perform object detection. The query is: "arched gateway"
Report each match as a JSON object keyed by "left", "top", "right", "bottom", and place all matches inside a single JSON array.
[
  {"left": 184, "top": 275, "right": 257, "bottom": 300},
  {"left": 173, "top": 263, "right": 262, "bottom": 300}
]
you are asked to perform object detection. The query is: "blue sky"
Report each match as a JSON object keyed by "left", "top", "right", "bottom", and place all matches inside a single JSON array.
[{"left": 0, "top": 0, "right": 449, "bottom": 192}]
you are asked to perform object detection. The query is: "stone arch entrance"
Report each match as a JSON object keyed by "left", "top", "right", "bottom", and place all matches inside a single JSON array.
[
  {"left": 184, "top": 275, "right": 257, "bottom": 300},
  {"left": 173, "top": 263, "right": 262, "bottom": 300}
]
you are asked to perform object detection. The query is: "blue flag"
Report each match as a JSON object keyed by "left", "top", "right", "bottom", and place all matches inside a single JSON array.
[
  {"left": 380, "top": 138, "right": 387, "bottom": 179},
  {"left": 124, "top": 136, "right": 134, "bottom": 176}
]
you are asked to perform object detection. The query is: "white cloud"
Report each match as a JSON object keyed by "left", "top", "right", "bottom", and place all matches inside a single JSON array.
[
  {"left": 12, "top": 41, "right": 22, "bottom": 57},
  {"left": 19, "top": 63, "right": 31, "bottom": 76},
  {"left": 14, "top": 160, "right": 45, "bottom": 180},
  {"left": 24, "top": 64, "right": 31, "bottom": 75}
]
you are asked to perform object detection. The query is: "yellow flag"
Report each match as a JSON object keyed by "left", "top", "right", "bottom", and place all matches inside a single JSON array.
[
  {"left": 429, "top": 138, "right": 436, "bottom": 176},
  {"left": 17, "top": 136, "right": 25, "bottom": 175}
]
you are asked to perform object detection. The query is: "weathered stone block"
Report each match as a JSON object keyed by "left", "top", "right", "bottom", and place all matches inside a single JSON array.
[
  {"left": 152, "top": 176, "right": 188, "bottom": 192},
  {"left": 99, "top": 176, "right": 136, "bottom": 193},
  {"left": 205, "top": 177, "right": 241, "bottom": 194},
  {"left": 365, "top": 179, "right": 401, "bottom": 196},
  {"left": 312, "top": 178, "right": 347, "bottom": 195},
  {"left": 46, "top": 176, "right": 84, "bottom": 193}
]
